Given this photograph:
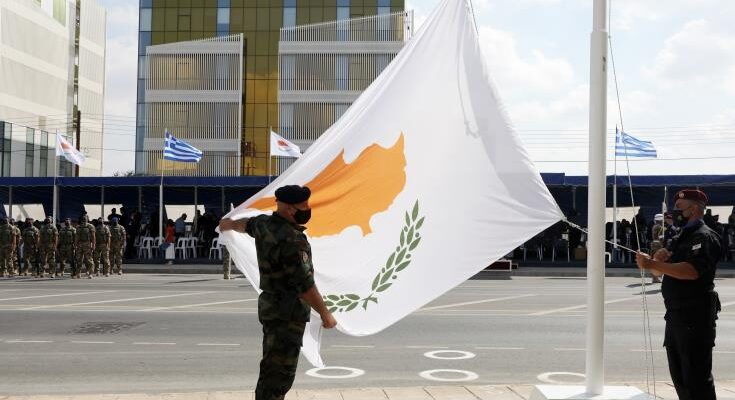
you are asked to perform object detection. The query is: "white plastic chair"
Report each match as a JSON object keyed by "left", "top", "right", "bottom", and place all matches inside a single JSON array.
[
  {"left": 209, "top": 238, "right": 221, "bottom": 260},
  {"left": 152, "top": 237, "right": 163, "bottom": 257},
  {"left": 174, "top": 237, "right": 188, "bottom": 259},
  {"left": 185, "top": 237, "right": 198, "bottom": 258},
  {"left": 138, "top": 237, "right": 154, "bottom": 259}
]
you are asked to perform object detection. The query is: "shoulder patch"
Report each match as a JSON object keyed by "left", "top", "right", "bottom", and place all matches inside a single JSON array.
[
  {"left": 301, "top": 251, "right": 310, "bottom": 263},
  {"left": 692, "top": 243, "right": 702, "bottom": 251}
]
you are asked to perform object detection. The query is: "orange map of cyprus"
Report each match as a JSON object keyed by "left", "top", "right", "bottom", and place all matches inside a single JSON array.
[{"left": 250, "top": 134, "right": 406, "bottom": 238}]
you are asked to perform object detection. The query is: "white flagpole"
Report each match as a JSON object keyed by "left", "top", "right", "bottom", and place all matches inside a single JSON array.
[
  {"left": 586, "top": 0, "right": 609, "bottom": 394},
  {"left": 53, "top": 130, "right": 60, "bottom": 223},
  {"left": 613, "top": 127, "right": 618, "bottom": 261},
  {"left": 160, "top": 129, "right": 166, "bottom": 243},
  {"left": 268, "top": 127, "right": 272, "bottom": 184}
]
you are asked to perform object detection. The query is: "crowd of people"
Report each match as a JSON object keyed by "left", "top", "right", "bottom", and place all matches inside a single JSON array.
[{"left": 516, "top": 206, "right": 735, "bottom": 263}]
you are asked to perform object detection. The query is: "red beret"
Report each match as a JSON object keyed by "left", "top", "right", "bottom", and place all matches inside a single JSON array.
[{"left": 674, "top": 189, "right": 708, "bottom": 204}]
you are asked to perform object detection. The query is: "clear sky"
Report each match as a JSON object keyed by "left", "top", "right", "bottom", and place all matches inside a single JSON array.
[{"left": 100, "top": 0, "right": 735, "bottom": 176}]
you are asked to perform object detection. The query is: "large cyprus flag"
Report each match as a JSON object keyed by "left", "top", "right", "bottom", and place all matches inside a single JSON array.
[{"left": 221, "top": 0, "right": 564, "bottom": 367}]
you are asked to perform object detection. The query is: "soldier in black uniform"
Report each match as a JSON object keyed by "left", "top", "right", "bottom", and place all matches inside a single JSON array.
[
  {"left": 636, "top": 189, "right": 721, "bottom": 400},
  {"left": 219, "top": 185, "right": 337, "bottom": 400}
]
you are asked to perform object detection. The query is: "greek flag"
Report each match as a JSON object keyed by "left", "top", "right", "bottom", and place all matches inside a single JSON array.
[
  {"left": 164, "top": 130, "right": 203, "bottom": 163},
  {"left": 615, "top": 128, "right": 657, "bottom": 158}
]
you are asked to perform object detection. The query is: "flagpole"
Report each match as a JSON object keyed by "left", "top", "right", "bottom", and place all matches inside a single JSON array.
[
  {"left": 613, "top": 127, "right": 618, "bottom": 261},
  {"left": 268, "top": 127, "right": 272, "bottom": 184},
  {"left": 160, "top": 129, "right": 166, "bottom": 244},
  {"left": 53, "top": 130, "right": 60, "bottom": 224}
]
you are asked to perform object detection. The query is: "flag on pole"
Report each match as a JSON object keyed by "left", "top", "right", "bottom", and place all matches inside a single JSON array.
[
  {"left": 220, "top": 0, "right": 563, "bottom": 367},
  {"left": 615, "top": 128, "right": 657, "bottom": 158},
  {"left": 164, "top": 130, "right": 203, "bottom": 163},
  {"left": 270, "top": 130, "right": 302, "bottom": 158},
  {"left": 55, "top": 134, "right": 85, "bottom": 166}
]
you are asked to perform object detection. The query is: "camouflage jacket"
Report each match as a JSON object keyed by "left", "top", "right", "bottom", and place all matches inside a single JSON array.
[
  {"left": 75, "top": 223, "right": 96, "bottom": 245},
  {"left": 0, "top": 224, "right": 14, "bottom": 247},
  {"left": 39, "top": 224, "right": 58, "bottom": 247},
  {"left": 246, "top": 213, "right": 315, "bottom": 322},
  {"left": 95, "top": 224, "right": 111, "bottom": 246},
  {"left": 109, "top": 224, "right": 126, "bottom": 246},
  {"left": 22, "top": 226, "right": 40, "bottom": 249},
  {"left": 59, "top": 226, "right": 76, "bottom": 247}
]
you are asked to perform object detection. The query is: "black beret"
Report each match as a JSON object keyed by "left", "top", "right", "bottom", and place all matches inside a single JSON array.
[{"left": 275, "top": 185, "right": 311, "bottom": 205}]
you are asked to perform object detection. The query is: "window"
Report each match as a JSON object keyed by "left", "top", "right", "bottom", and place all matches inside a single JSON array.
[
  {"left": 140, "top": 0, "right": 152, "bottom": 7},
  {"left": 0, "top": 122, "right": 10, "bottom": 176},
  {"left": 217, "top": 0, "right": 230, "bottom": 7},
  {"left": 140, "top": 8, "right": 152, "bottom": 31},
  {"left": 283, "top": 7, "right": 295, "bottom": 28},
  {"left": 138, "top": 32, "right": 152, "bottom": 56},
  {"left": 40, "top": 131, "right": 48, "bottom": 177},
  {"left": 217, "top": 8, "right": 229, "bottom": 35},
  {"left": 26, "top": 128, "right": 34, "bottom": 177}
]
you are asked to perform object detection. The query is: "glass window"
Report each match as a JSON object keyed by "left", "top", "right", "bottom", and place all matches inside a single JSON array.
[
  {"left": 337, "top": 7, "right": 349, "bottom": 20},
  {"left": 141, "top": 0, "right": 153, "bottom": 7},
  {"left": 378, "top": 0, "right": 390, "bottom": 6},
  {"left": 140, "top": 8, "right": 152, "bottom": 31},
  {"left": 378, "top": 6, "right": 390, "bottom": 15},
  {"left": 2, "top": 123, "right": 10, "bottom": 176},
  {"left": 217, "top": 8, "right": 230, "bottom": 24},
  {"left": 283, "top": 7, "right": 295, "bottom": 27},
  {"left": 138, "top": 32, "right": 152, "bottom": 56},
  {"left": 25, "top": 128, "right": 34, "bottom": 177},
  {"left": 337, "top": 0, "right": 349, "bottom": 6},
  {"left": 40, "top": 131, "right": 48, "bottom": 177},
  {"left": 217, "top": 0, "right": 230, "bottom": 6},
  {"left": 283, "top": 0, "right": 295, "bottom": 7}
]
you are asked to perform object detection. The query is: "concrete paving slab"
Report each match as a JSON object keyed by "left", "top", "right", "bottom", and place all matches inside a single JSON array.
[
  {"left": 289, "top": 389, "right": 343, "bottom": 400},
  {"left": 205, "top": 391, "right": 253, "bottom": 400},
  {"left": 466, "top": 385, "right": 525, "bottom": 399},
  {"left": 423, "top": 386, "right": 476, "bottom": 400},
  {"left": 340, "top": 388, "right": 387, "bottom": 400},
  {"left": 507, "top": 385, "right": 536, "bottom": 400},
  {"left": 382, "top": 387, "right": 433, "bottom": 400}
]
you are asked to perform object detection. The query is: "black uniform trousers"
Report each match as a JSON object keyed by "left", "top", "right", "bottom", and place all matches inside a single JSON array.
[{"left": 664, "top": 297, "right": 718, "bottom": 400}]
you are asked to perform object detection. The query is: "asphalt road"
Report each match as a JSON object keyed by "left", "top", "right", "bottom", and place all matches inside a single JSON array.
[{"left": 1, "top": 274, "right": 734, "bottom": 395}]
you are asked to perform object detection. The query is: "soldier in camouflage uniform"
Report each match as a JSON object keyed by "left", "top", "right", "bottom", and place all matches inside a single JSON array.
[
  {"left": 108, "top": 217, "right": 126, "bottom": 276},
  {"left": 9, "top": 218, "right": 21, "bottom": 275},
  {"left": 218, "top": 185, "right": 337, "bottom": 400},
  {"left": 22, "top": 218, "right": 40, "bottom": 277},
  {"left": 0, "top": 218, "right": 16, "bottom": 277},
  {"left": 74, "top": 215, "right": 96, "bottom": 279},
  {"left": 38, "top": 217, "right": 59, "bottom": 278},
  {"left": 222, "top": 246, "right": 231, "bottom": 279},
  {"left": 58, "top": 218, "right": 76, "bottom": 277},
  {"left": 93, "top": 218, "right": 110, "bottom": 277}
]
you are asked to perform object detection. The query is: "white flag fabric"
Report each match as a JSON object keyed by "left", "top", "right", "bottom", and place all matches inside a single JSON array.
[
  {"left": 221, "top": 0, "right": 563, "bottom": 367},
  {"left": 55, "top": 134, "right": 85, "bottom": 166},
  {"left": 270, "top": 131, "right": 302, "bottom": 158}
]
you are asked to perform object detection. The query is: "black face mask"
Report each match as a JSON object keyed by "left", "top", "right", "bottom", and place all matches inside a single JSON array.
[
  {"left": 293, "top": 208, "right": 312, "bottom": 225},
  {"left": 671, "top": 208, "right": 690, "bottom": 228}
]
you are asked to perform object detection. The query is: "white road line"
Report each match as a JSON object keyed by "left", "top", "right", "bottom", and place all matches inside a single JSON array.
[
  {"left": 406, "top": 345, "right": 449, "bottom": 349},
  {"left": 419, "top": 294, "right": 537, "bottom": 311},
  {"left": 0, "top": 291, "right": 114, "bottom": 302},
  {"left": 331, "top": 345, "right": 375, "bottom": 348},
  {"left": 133, "top": 342, "right": 177, "bottom": 345},
  {"left": 22, "top": 291, "right": 215, "bottom": 310},
  {"left": 140, "top": 298, "right": 257, "bottom": 312},
  {"left": 70, "top": 341, "right": 115, "bottom": 344},
  {"left": 720, "top": 300, "right": 735, "bottom": 308},
  {"left": 475, "top": 346, "right": 525, "bottom": 350},
  {"left": 554, "top": 348, "right": 586, "bottom": 351},
  {"left": 530, "top": 296, "right": 644, "bottom": 316},
  {"left": 5, "top": 340, "right": 53, "bottom": 343},
  {"left": 630, "top": 349, "right": 666, "bottom": 353},
  {"left": 196, "top": 343, "right": 241, "bottom": 346},
  {"left": 714, "top": 351, "right": 735, "bottom": 354}
]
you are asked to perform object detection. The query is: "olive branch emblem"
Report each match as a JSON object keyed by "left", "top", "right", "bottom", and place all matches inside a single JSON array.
[{"left": 323, "top": 200, "right": 425, "bottom": 313}]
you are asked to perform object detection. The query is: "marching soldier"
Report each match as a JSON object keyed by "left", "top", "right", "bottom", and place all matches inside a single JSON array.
[
  {"left": 38, "top": 217, "right": 59, "bottom": 278},
  {"left": 94, "top": 218, "right": 110, "bottom": 277},
  {"left": 0, "top": 218, "right": 16, "bottom": 277},
  {"left": 9, "top": 218, "right": 21, "bottom": 275},
  {"left": 74, "top": 215, "right": 96, "bottom": 279},
  {"left": 108, "top": 217, "right": 126, "bottom": 276},
  {"left": 58, "top": 218, "right": 76, "bottom": 277},
  {"left": 222, "top": 246, "right": 231, "bottom": 280},
  {"left": 22, "top": 218, "right": 40, "bottom": 277}
]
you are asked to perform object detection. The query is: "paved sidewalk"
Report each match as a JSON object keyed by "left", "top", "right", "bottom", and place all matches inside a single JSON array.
[{"left": 4, "top": 382, "right": 735, "bottom": 400}]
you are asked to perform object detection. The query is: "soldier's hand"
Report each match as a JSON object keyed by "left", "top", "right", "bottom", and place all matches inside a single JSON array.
[
  {"left": 321, "top": 312, "right": 337, "bottom": 329},
  {"left": 635, "top": 252, "right": 652, "bottom": 270},
  {"left": 653, "top": 248, "right": 671, "bottom": 262}
]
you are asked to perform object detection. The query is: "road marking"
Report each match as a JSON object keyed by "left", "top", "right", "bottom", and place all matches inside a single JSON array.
[
  {"left": 70, "top": 341, "right": 115, "bottom": 344},
  {"left": 196, "top": 343, "right": 241, "bottom": 346},
  {"left": 720, "top": 300, "right": 735, "bottom": 308},
  {"left": 419, "top": 369, "right": 478, "bottom": 382},
  {"left": 140, "top": 298, "right": 256, "bottom": 312},
  {"left": 419, "top": 294, "right": 536, "bottom": 311},
  {"left": 22, "top": 291, "right": 215, "bottom": 310},
  {"left": 331, "top": 345, "right": 375, "bottom": 348},
  {"left": 5, "top": 340, "right": 53, "bottom": 343},
  {"left": 475, "top": 346, "right": 525, "bottom": 350},
  {"left": 530, "top": 296, "right": 644, "bottom": 316},
  {"left": 406, "top": 345, "right": 449, "bottom": 349},
  {"left": 714, "top": 351, "right": 735, "bottom": 354},
  {"left": 0, "top": 291, "right": 114, "bottom": 302},
  {"left": 630, "top": 349, "right": 666, "bottom": 353},
  {"left": 133, "top": 342, "right": 177, "bottom": 345},
  {"left": 554, "top": 348, "right": 585, "bottom": 351},
  {"left": 537, "top": 372, "right": 585, "bottom": 384},
  {"left": 305, "top": 366, "right": 365, "bottom": 379},
  {"left": 424, "top": 350, "right": 476, "bottom": 360}
]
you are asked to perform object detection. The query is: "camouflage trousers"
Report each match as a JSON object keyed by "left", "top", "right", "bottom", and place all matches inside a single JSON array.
[
  {"left": 255, "top": 320, "right": 306, "bottom": 400},
  {"left": 94, "top": 245, "right": 110, "bottom": 275},
  {"left": 23, "top": 248, "right": 38, "bottom": 275},
  {"left": 0, "top": 245, "right": 14, "bottom": 276},
  {"left": 109, "top": 244, "right": 124, "bottom": 273},
  {"left": 58, "top": 246, "right": 75, "bottom": 276},
  {"left": 38, "top": 246, "right": 57, "bottom": 275},
  {"left": 12, "top": 248, "right": 19, "bottom": 274},
  {"left": 223, "top": 247, "right": 231, "bottom": 279},
  {"left": 76, "top": 245, "right": 94, "bottom": 276}
]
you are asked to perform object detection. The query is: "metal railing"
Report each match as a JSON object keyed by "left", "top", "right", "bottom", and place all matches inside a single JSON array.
[{"left": 280, "top": 11, "right": 413, "bottom": 43}]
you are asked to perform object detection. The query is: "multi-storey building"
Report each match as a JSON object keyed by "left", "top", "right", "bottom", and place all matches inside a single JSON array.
[
  {"left": 0, "top": 0, "right": 106, "bottom": 177},
  {"left": 135, "top": 0, "right": 405, "bottom": 177}
]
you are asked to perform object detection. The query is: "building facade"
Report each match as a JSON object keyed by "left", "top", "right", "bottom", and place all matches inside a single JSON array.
[
  {"left": 0, "top": 0, "right": 106, "bottom": 177},
  {"left": 136, "top": 0, "right": 405, "bottom": 177}
]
